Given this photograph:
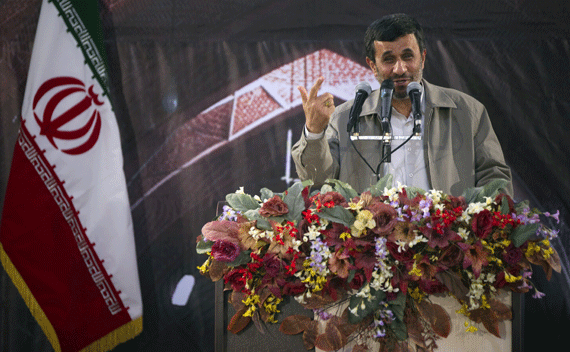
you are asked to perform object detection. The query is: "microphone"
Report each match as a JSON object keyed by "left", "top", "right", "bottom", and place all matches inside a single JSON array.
[
  {"left": 347, "top": 82, "right": 372, "bottom": 135},
  {"left": 379, "top": 79, "right": 393, "bottom": 162},
  {"left": 407, "top": 81, "right": 422, "bottom": 135},
  {"left": 380, "top": 79, "right": 394, "bottom": 128}
]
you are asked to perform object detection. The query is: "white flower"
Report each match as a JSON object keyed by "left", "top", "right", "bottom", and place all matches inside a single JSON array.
[
  {"left": 458, "top": 227, "right": 470, "bottom": 240},
  {"left": 466, "top": 202, "right": 486, "bottom": 214},
  {"left": 236, "top": 187, "right": 245, "bottom": 194}
]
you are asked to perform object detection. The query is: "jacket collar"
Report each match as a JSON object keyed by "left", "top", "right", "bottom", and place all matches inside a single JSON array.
[{"left": 359, "top": 79, "right": 456, "bottom": 117}]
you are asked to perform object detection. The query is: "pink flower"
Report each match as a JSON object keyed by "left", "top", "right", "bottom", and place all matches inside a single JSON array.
[{"left": 202, "top": 220, "right": 240, "bottom": 245}]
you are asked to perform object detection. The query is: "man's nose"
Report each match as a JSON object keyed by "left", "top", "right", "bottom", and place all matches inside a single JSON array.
[{"left": 393, "top": 59, "right": 406, "bottom": 75}]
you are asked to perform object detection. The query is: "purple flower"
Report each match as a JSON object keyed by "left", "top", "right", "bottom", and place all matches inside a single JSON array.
[
  {"left": 544, "top": 210, "right": 560, "bottom": 224},
  {"left": 532, "top": 289, "right": 546, "bottom": 299}
]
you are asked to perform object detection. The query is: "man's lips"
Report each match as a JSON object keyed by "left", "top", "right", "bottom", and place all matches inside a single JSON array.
[{"left": 393, "top": 78, "right": 410, "bottom": 86}]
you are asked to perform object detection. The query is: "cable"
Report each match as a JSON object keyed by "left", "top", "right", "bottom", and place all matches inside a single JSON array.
[{"left": 349, "top": 132, "right": 415, "bottom": 182}]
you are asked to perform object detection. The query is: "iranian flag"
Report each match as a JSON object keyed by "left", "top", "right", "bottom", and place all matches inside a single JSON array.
[{"left": 0, "top": 1, "right": 143, "bottom": 351}]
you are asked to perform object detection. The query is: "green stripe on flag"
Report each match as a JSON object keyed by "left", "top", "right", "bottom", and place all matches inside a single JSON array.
[{"left": 49, "top": 0, "right": 110, "bottom": 97}]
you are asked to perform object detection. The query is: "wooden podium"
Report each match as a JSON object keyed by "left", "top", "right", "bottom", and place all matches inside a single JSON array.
[{"left": 214, "top": 280, "right": 524, "bottom": 352}]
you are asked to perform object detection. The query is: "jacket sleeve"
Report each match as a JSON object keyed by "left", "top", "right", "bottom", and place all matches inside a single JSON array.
[
  {"left": 473, "top": 106, "right": 514, "bottom": 196},
  {"left": 291, "top": 118, "right": 340, "bottom": 187}
]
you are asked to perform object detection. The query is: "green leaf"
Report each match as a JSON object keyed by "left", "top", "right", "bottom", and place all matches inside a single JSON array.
[
  {"left": 461, "top": 179, "right": 508, "bottom": 204},
  {"left": 196, "top": 239, "right": 214, "bottom": 254},
  {"left": 386, "top": 292, "right": 408, "bottom": 340},
  {"left": 500, "top": 195, "right": 510, "bottom": 215},
  {"left": 390, "top": 319, "right": 408, "bottom": 341},
  {"left": 368, "top": 174, "right": 393, "bottom": 197},
  {"left": 514, "top": 200, "right": 530, "bottom": 214},
  {"left": 283, "top": 182, "right": 306, "bottom": 222},
  {"left": 387, "top": 292, "right": 407, "bottom": 322},
  {"left": 348, "top": 288, "right": 386, "bottom": 324},
  {"left": 226, "top": 193, "right": 260, "bottom": 212},
  {"left": 243, "top": 209, "right": 273, "bottom": 230},
  {"left": 318, "top": 205, "right": 355, "bottom": 228},
  {"left": 511, "top": 223, "right": 539, "bottom": 247},
  {"left": 325, "top": 179, "right": 358, "bottom": 202},
  {"left": 227, "top": 250, "right": 252, "bottom": 267},
  {"left": 320, "top": 184, "right": 334, "bottom": 194},
  {"left": 259, "top": 188, "right": 274, "bottom": 201}
]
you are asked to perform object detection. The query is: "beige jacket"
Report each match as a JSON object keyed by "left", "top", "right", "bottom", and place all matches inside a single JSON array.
[{"left": 291, "top": 80, "right": 513, "bottom": 196}]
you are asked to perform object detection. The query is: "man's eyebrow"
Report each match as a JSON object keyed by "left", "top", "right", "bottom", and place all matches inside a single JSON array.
[{"left": 381, "top": 48, "right": 415, "bottom": 58}]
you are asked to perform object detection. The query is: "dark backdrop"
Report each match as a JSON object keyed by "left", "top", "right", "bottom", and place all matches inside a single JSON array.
[{"left": 1, "top": 1, "right": 569, "bottom": 351}]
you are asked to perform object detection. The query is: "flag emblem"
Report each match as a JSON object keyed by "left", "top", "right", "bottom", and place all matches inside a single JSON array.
[{"left": 33, "top": 76, "right": 103, "bottom": 155}]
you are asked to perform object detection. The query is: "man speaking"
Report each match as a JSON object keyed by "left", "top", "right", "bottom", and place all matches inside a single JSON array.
[{"left": 292, "top": 13, "right": 513, "bottom": 197}]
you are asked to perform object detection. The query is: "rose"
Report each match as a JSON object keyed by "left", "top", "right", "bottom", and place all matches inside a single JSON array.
[
  {"left": 367, "top": 202, "right": 398, "bottom": 235},
  {"left": 259, "top": 195, "right": 289, "bottom": 217},
  {"left": 502, "top": 243, "right": 523, "bottom": 266},
  {"left": 349, "top": 271, "right": 365, "bottom": 290},
  {"left": 211, "top": 240, "right": 240, "bottom": 262},
  {"left": 471, "top": 209, "right": 494, "bottom": 239},
  {"left": 263, "top": 254, "right": 283, "bottom": 278},
  {"left": 438, "top": 244, "right": 464, "bottom": 269},
  {"left": 224, "top": 268, "right": 248, "bottom": 292}
]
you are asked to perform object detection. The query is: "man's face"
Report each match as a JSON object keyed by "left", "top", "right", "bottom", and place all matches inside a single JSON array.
[{"left": 366, "top": 33, "right": 426, "bottom": 100}]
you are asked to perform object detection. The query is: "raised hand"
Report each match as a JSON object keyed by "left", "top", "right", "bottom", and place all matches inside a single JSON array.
[{"left": 298, "top": 77, "right": 335, "bottom": 134}]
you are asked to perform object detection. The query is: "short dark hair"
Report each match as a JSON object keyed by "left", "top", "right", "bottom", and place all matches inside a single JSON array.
[{"left": 364, "top": 13, "right": 425, "bottom": 62}]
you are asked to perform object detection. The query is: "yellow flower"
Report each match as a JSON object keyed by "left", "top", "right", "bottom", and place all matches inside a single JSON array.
[
  {"left": 408, "top": 287, "right": 426, "bottom": 302},
  {"left": 242, "top": 294, "right": 261, "bottom": 317},
  {"left": 197, "top": 255, "right": 212, "bottom": 274},
  {"left": 464, "top": 321, "right": 478, "bottom": 333},
  {"left": 505, "top": 272, "right": 522, "bottom": 283},
  {"left": 339, "top": 232, "right": 352, "bottom": 241}
]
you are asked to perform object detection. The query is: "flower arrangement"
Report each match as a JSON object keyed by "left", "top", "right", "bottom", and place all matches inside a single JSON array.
[{"left": 197, "top": 176, "right": 561, "bottom": 351}]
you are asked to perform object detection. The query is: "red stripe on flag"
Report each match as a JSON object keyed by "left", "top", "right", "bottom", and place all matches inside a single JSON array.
[{"left": 0, "top": 122, "right": 133, "bottom": 352}]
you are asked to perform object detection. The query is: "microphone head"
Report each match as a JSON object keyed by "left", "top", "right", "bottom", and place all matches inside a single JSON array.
[
  {"left": 407, "top": 81, "right": 421, "bottom": 95},
  {"left": 380, "top": 79, "right": 394, "bottom": 90},
  {"left": 355, "top": 81, "right": 372, "bottom": 95}
]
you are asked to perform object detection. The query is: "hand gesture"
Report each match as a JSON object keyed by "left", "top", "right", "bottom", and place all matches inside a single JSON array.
[{"left": 298, "top": 77, "right": 335, "bottom": 134}]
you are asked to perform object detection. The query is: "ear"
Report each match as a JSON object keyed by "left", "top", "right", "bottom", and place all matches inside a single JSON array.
[
  {"left": 366, "top": 57, "right": 376, "bottom": 72},
  {"left": 421, "top": 49, "right": 427, "bottom": 69}
]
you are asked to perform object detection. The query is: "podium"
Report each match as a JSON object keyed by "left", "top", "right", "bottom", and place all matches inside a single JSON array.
[{"left": 214, "top": 279, "right": 524, "bottom": 352}]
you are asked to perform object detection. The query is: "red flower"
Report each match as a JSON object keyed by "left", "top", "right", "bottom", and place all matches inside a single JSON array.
[
  {"left": 263, "top": 253, "right": 283, "bottom": 278},
  {"left": 502, "top": 243, "right": 523, "bottom": 266},
  {"left": 438, "top": 244, "right": 464, "bottom": 270},
  {"left": 224, "top": 268, "right": 249, "bottom": 292},
  {"left": 423, "top": 226, "right": 461, "bottom": 249},
  {"left": 349, "top": 271, "right": 365, "bottom": 290},
  {"left": 471, "top": 209, "right": 494, "bottom": 239},
  {"left": 259, "top": 195, "right": 289, "bottom": 217},
  {"left": 211, "top": 240, "right": 240, "bottom": 262},
  {"left": 386, "top": 242, "right": 414, "bottom": 263}
]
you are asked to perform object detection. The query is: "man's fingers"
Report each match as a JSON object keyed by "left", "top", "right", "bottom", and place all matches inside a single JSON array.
[
  {"left": 297, "top": 85, "right": 308, "bottom": 104},
  {"left": 308, "top": 76, "right": 325, "bottom": 101}
]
